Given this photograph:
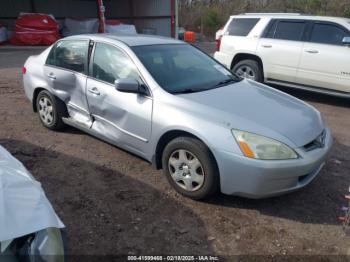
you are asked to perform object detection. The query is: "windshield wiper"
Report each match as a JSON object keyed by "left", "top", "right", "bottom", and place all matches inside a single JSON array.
[
  {"left": 172, "top": 88, "right": 208, "bottom": 94},
  {"left": 213, "top": 78, "right": 239, "bottom": 88},
  {"left": 172, "top": 78, "right": 240, "bottom": 95}
]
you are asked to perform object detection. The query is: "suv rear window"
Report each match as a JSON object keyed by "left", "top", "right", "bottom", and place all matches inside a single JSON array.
[
  {"left": 265, "top": 20, "right": 306, "bottom": 41},
  {"left": 227, "top": 18, "right": 260, "bottom": 36}
]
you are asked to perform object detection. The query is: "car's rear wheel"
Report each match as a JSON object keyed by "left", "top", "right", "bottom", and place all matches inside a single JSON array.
[
  {"left": 162, "top": 137, "right": 219, "bottom": 200},
  {"left": 232, "top": 59, "right": 263, "bottom": 82},
  {"left": 36, "top": 90, "right": 66, "bottom": 130}
]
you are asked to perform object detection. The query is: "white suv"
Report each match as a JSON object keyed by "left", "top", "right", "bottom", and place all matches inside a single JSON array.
[{"left": 214, "top": 13, "right": 350, "bottom": 96}]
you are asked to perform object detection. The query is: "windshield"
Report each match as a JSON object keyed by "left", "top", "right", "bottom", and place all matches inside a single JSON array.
[{"left": 132, "top": 44, "right": 241, "bottom": 94}]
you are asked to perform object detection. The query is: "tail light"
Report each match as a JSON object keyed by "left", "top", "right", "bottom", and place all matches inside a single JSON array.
[
  {"left": 215, "top": 36, "right": 222, "bottom": 52},
  {"left": 22, "top": 67, "right": 27, "bottom": 74}
]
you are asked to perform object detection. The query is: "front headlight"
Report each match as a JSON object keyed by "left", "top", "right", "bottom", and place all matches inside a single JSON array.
[{"left": 232, "top": 129, "right": 298, "bottom": 160}]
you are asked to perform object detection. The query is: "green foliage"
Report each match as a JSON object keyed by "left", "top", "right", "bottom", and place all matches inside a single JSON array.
[
  {"left": 204, "top": 8, "right": 221, "bottom": 28},
  {"left": 344, "top": 9, "right": 350, "bottom": 18},
  {"left": 202, "top": 7, "right": 223, "bottom": 38}
]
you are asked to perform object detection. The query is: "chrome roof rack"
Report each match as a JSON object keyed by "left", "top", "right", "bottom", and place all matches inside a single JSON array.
[{"left": 242, "top": 13, "right": 302, "bottom": 16}]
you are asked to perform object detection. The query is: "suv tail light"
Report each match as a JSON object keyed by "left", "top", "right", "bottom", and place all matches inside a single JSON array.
[
  {"left": 22, "top": 66, "right": 27, "bottom": 74},
  {"left": 215, "top": 36, "right": 222, "bottom": 52},
  {"left": 215, "top": 28, "right": 224, "bottom": 52}
]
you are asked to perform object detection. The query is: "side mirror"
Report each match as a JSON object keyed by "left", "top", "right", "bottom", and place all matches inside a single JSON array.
[
  {"left": 115, "top": 78, "right": 148, "bottom": 95},
  {"left": 342, "top": 36, "right": 350, "bottom": 46}
]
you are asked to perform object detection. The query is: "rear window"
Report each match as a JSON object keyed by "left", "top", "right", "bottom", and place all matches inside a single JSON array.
[
  {"left": 227, "top": 18, "right": 260, "bottom": 36},
  {"left": 265, "top": 20, "right": 306, "bottom": 41},
  {"left": 46, "top": 40, "right": 88, "bottom": 73}
]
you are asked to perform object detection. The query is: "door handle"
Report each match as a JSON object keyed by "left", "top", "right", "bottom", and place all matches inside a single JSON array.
[
  {"left": 305, "top": 49, "right": 319, "bottom": 54},
  {"left": 47, "top": 73, "right": 56, "bottom": 79},
  {"left": 88, "top": 87, "right": 100, "bottom": 95},
  {"left": 261, "top": 44, "right": 272, "bottom": 48}
]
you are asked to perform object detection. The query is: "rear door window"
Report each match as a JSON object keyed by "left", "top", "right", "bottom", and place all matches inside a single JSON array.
[
  {"left": 46, "top": 40, "right": 88, "bottom": 74},
  {"left": 263, "top": 20, "right": 277, "bottom": 38},
  {"left": 265, "top": 20, "right": 306, "bottom": 41},
  {"left": 310, "top": 23, "right": 349, "bottom": 45},
  {"left": 227, "top": 18, "right": 260, "bottom": 36}
]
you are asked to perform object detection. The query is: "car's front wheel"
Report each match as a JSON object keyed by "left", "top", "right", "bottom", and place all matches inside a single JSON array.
[
  {"left": 162, "top": 137, "right": 219, "bottom": 200},
  {"left": 232, "top": 59, "right": 263, "bottom": 82},
  {"left": 36, "top": 90, "right": 67, "bottom": 130}
]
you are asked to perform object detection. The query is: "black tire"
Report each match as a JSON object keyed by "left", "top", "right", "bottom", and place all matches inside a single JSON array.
[
  {"left": 162, "top": 137, "right": 219, "bottom": 200},
  {"left": 36, "top": 90, "right": 67, "bottom": 130},
  {"left": 232, "top": 59, "right": 263, "bottom": 82}
]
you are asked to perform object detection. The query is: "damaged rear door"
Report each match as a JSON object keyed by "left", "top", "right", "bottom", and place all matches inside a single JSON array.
[
  {"left": 86, "top": 42, "right": 152, "bottom": 157},
  {"left": 44, "top": 39, "right": 92, "bottom": 128}
]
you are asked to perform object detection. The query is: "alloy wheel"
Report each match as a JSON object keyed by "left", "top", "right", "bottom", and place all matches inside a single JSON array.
[{"left": 235, "top": 65, "right": 256, "bottom": 80}]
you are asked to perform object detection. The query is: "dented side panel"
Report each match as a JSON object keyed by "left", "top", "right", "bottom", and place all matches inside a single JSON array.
[
  {"left": 43, "top": 66, "right": 92, "bottom": 128},
  {"left": 86, "top": 78, "right": 152, "bottom": 157}
]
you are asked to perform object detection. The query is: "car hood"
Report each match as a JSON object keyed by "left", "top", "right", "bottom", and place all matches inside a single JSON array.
[
  {"left": 0, "top": 145, "right": 64, "bottom": 252},
  {"left": 178, "top": 79, "right": 324, "bottom": 148}
]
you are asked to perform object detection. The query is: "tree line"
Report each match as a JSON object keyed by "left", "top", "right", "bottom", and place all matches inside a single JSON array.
[{"left": 179, "top": 0, "right": 350, "bottom": 38}]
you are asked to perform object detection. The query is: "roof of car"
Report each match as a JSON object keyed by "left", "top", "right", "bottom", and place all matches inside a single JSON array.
[
  {"left": 232, "top": 13, "right": 350, "bottom": 24},
  {"left": 65, "top": 33, "right": 184, "bottom": 47}
]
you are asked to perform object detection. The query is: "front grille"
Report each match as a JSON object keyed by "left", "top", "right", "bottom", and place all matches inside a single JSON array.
[{"left": 303, "top": 130, "right": 326, "bottom": 152}]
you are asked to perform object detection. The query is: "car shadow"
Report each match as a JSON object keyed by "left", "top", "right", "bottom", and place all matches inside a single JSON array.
[
  {"left": 271, "top": 85, "right": 350, "bottom": 108},
  {"left": 206, "top": 138, "right": 349, "bottom": 226},
  {"left": 0, "top": 139, "right": 215, "bottom": 256}
]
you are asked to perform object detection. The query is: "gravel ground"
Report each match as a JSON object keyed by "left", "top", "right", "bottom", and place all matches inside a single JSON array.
[{"left": 0, "top": 45, "right": 349, "bottom": 259}]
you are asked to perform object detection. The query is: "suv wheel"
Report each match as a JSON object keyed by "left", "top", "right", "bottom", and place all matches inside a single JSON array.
[
  {"left": 162, "top": 137, "right": 219, "bottom": 200},
  {"left": 36, "top": 90, "right": 67, "bottom": 130},
  {"left": 232, "top": 59, "right": 263, "bottom": 82}
]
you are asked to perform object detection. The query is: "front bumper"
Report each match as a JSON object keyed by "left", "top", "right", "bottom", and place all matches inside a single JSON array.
[{"left": 214, "top": 127, "right": 333, "bottom": 198}]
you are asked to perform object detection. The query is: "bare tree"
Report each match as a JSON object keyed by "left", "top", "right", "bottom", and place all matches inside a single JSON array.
[{"left": 179, "top": 0, "right": 350, "bottom": 39}]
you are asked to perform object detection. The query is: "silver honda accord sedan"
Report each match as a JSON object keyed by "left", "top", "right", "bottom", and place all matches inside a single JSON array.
[{"left": 23, "top": 34, "right": 332, "bottom": 199}]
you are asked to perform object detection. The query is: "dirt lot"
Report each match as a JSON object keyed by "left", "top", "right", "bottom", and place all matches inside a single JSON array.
[{"left": 0, "top": 45, "right": 349, "bottom": 259}]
